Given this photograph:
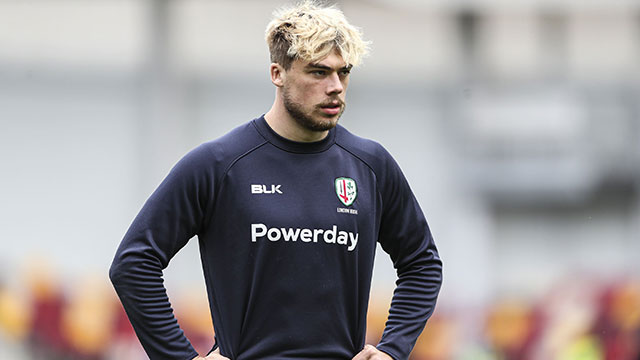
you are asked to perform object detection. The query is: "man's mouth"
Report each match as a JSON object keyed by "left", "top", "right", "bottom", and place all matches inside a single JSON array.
[{"left": 319, "top": 101, "right": 342, "bottom": 115}]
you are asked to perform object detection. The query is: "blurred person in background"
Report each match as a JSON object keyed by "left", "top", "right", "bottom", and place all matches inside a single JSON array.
[
  {"left": 484, "top": 299, "right": 541, "bottom": 360},
  {"left": 26, "top": 260, "right": 68, "bottom": 360},
  {"left": 109, "top": 1, "right": 442, "bottom": 359},
  {"left": 592, "top": 280, "right": 640, "bottom": 360},
  {"left": 0, "top": 276, "right": 31, "bottom": 358},
  {"left": 61, "top": 275, "right": 117, "bottom": 360}
]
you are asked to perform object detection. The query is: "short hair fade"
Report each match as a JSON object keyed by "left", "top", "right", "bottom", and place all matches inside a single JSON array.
[{"left": 265, "top": 1, "right": 370, "bottom": 69}]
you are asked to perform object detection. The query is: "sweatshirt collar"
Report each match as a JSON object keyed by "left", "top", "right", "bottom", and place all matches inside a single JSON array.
[{"left": 252, "top": 115, "right": 336, "bottom": 154}]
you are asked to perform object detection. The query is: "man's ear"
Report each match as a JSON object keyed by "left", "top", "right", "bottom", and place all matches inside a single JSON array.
[{"left": 270, "top": 63, "right": 285, "bottom": 87}]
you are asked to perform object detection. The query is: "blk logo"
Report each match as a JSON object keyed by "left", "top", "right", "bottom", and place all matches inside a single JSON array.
[{"left": 251, "top": 184, "right": 283, "bottom": 194}]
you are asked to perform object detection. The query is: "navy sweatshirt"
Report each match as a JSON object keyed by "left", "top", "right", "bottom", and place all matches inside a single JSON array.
[{"left": 109, "top": 116, "right": 442, "bottom": 360}]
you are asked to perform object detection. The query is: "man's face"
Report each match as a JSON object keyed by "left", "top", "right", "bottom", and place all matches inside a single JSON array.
[{"left": 281, "top": 48, "right": 351, "bottom": 132}]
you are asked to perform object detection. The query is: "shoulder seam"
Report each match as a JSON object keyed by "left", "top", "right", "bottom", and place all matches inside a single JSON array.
[
  {"left": 335, "top": 142, "right": 384, "bottom": 203},
  {"left": 198, "top": 133, "right": 268, "bottom": 203},
  {"left": 335, "top": 142, "right": 376, "bottom": 174},
  {"left": 221, "top": 141, "right": 269, "bottom": 180}
]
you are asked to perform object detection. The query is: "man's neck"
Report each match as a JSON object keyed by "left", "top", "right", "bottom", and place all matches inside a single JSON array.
[{"left": 264, "top": 106, "right": 329, "bottom": 143}]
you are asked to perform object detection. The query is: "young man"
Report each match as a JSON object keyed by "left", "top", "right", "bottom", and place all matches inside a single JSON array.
[{"left": 109, "top": 2, "right": 442, "bottom": 360}]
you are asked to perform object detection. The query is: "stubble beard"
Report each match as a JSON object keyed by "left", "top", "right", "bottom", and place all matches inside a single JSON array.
[{"left": 282, "top": 87, "right": 344, "bottom": 132}]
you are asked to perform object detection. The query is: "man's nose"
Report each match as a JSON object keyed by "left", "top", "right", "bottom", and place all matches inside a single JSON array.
[{"left": 325, "top": 73, "right": 343, "bottom": 95}]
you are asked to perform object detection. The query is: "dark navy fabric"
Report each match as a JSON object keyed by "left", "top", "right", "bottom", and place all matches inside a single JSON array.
[{"left": 109, "top": 115, "right": 442, "bottom": 360}]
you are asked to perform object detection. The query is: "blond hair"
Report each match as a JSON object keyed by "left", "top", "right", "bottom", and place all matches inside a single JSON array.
[{"left": 265, "top": 1, "right": 370, "bottom": 69}]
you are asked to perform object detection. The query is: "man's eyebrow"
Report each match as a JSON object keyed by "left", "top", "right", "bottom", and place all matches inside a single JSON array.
[{"left": 306, "top": 63, "right": 353, "bottom": 71}]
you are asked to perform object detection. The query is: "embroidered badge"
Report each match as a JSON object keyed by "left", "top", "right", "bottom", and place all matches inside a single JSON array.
[{"left": 335, "top": 177, "right": 357, "bottom": 206}]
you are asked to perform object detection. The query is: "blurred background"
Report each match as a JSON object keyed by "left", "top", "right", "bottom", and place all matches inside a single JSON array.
[{"left": 1, "top": 0, "right": 639, "bottom": 359}]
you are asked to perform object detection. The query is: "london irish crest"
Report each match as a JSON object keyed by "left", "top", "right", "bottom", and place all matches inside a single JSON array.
[{"left": 335, "top": 177, "right": 357, "bottom": 206}]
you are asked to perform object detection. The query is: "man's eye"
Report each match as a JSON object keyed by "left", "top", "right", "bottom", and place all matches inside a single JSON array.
[
  {"left": 312, "top": 70, "right": 326, "bottom": 75},
  {"left": 339, "top": 70, "right": 351, "bottom": 76}
]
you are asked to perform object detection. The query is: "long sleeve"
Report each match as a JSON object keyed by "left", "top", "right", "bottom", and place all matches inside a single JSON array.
[
  {"left": 375, "top": 151, "right": 443, "bottom": 360},
  {"left": 109, "top": 144, "right": 216, "bottom": 360}
]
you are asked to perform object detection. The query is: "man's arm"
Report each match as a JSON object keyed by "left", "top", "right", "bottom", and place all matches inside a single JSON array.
[
  {"left": 374, "top": 151, "right": 443, "bottom": 360},
  {"left": 109, "top": 145, "right": 216, "bottom": 360},
  {"left": 192, "top": 348, "right": 230, "bottom": 360}
]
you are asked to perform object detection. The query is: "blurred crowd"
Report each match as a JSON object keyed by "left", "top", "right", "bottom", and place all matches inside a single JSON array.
[
  {"left": 367, "top": 276, "right": 640, "bottom": 360},
  {"left": 0, "top": 260, "right": 214, "bottom": 360},
  {"left": 1, "top": 261, "right": 638, "bottom": 360}
]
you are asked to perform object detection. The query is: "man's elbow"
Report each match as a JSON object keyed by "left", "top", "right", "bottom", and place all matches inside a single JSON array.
[{"left": 109, "top": 258, "right": 125, "bottom": 287}]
